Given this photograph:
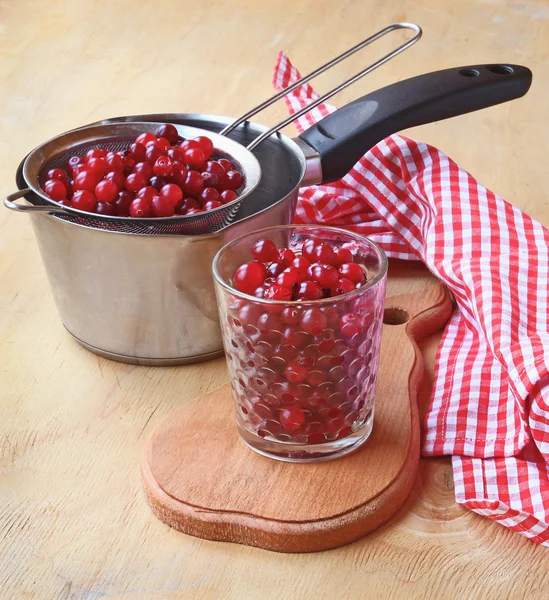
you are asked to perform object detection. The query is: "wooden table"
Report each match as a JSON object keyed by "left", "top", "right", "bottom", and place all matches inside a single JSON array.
[{"left": 2, "top": 0, "right": 549, "bottom": 597}]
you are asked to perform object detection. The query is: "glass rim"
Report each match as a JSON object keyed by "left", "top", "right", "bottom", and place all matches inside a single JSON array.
[{"left": 212, "top": 224, "right": 388, "bottom": 306}]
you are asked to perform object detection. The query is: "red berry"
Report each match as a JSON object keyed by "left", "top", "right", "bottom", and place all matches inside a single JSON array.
[
  {"left": 281, "top": 306, "right": 300, "bottom": 325},
  {"left": 266, "top": 261, "right": 286, "bottom": 278},
  {"left": 105, "top": 170, "right": 125, "bottom": 191},
  {"left": 86, "top": 157, "right": 108, "bottom": 175},
  {"left": 338, "top": 263, "right": 366, "bottom": 284},
  {"left": 309, "top": 263, "right": 339, "bottom": 288},
  {"left": 137, "top": 186, "right": 158, "bottom": 202},
  {"left": 183, "top": 148, "right": 206, "bottom": 170},
  {"left": 302, "top": 238, "right": 320, "bottom": 262},
  {"left": 313, "top": 243, "right": 336, "bottom": 265},
  {"left": 257, "top": 312, "right": 283, "bottom": 338},
  {"left": 294, "top": 280, "right": 323, "bottom": 301},
  {"left": 186, "top": 208, "right": 204, "bottom": 215},
  {"left": 284, "top": 361, "right": 308, "bottom": 384},
  {"left": 201, "top": 171, "right": 218, "bottom": 188},
  {"left": 128, "top": 142, "right": 146, "bottom": 162},
  {"left": 225, "top": 170, "right": 244, "bottom": 190},
  {"left": 218, "top": 158, "right": 233, "bottom": 172},
  {"left": 96, "top": 202, "right": 115, "bottom": 215},
  {"left": 155, "top": 124, "right": 179, "bottom": 143},
  {"left": 72, "top": 190, "right": 98, "bottom": 212},
  {"left": 133, "top": 161, "right": 153, "bottom": 180},
  {"left": 66, "top": 156, "right": 84, "bottom": 177},
  {"left": 335, "top": 278, "right": 355, "bottom": 295},
  {"left": 95, "top": 179, "right": 118, "bottom": 203},
  {"left": 251, "top": 239, "right": 278, "bottom": 263},
  {"left": 234, "top": 262, "right": 266, "bottom": 295},
  {"left": 43, "top": 179, "right": 67, "bottom": 201},
  {"left": 279, "top": 405, "right": 305, "bottom": 430},
  {"left": 74, "top": 170, "right": 101, "bottom": 192},
  {"left": 154, "top": 137, "right": 171, "bottom": 152},
  {"left": 170, "top": 164, "right": 188, "bottom": 187},
  {"left": 183, "top": 170, "right": 204, "bottom": 196},
  {"left": 124, "top": 157, "right": 136, "bottom": 174},
  {"left": 86, "top": 148, "right": 107, "bottom": 161},
  {"left": 300, "top": 308, "right": 328, "bottom": 335},
  {"left": 46, "top": 168, "right": 67, "bottom": 183},
  {"left": 150, "top": 175, "right": 167, "bottom": 191},
  {"left": 129, "top": 196, "right": 153, "bottom": 218},
  {"left": 220, "top": 190, "right": 238, "bottom": 204},
  {"left": 200, "top": 187, "right": 219, "bottom": 205},
  {"left": 145, "top": 144, "right": 163, "bottom": 165},
  {"left": 333, "top": 246, "right": 353, "bottom": 266},
  {"left": 278, "top": 248, "right": 296, "bottom": 265},
  {"left": 153, "top": 156, "right": 173, "bottom": 177},
  {"left": 204, "top": 200, "right": 222, "bottom": 211},
  {"left": 180, "top": 139, "right": 201, "bottom": 152},
  {"left": 160, "top": 183, "right": 183, "bottom": 206},
  {"left": 106, "top": 152, "right": 125, "bottom": 173},
  {"left": 136, "top": 132, "right": 156, "bottom": 146},
  {"left": 193, "top": 136, "right": 214, "bottom": 160},
  {"left": 151, "top": 195, "right": 175, "bottom": 217},
  {"left": 339, "top": 313, "right": 362, "bottom": 337},
  {"left": 167, "top": 146, "right": 186, "bottom": 163},
  {"left": 265, "top": 284, "right": 292, "bottom": 301},
  {"left": 175, "top": 197, "right": 199, "bottom": 214},
  {"left": 276, "top": 268, "right": 299, "bottom": 289},
  {"left": 125, "top": 172, "right": 147, "bottom": 192},
  {"left": 206, "top": 161, "right": 225, "bottom": 177},
  {"left": 113, "top": 190, "right": 134, "bottom": 216}
]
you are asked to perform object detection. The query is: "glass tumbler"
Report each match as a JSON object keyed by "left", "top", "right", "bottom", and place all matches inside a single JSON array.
[{"left": 213, "top": 225, "right": 388, "bottom": 462}]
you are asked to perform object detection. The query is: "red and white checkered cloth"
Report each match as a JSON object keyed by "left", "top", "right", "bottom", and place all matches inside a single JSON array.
[{"left": 274, "top": 52, "right": 549, "bottom": 545}]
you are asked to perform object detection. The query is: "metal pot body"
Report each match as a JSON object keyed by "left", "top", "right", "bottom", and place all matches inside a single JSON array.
[{"left": 23, "top": 115, "right": 307, "bottom": 364}]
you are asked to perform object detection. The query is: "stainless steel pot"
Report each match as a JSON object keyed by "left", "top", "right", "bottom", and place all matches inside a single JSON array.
[{"left": 7, "top": 63, "right": 532, "bottom": 365}]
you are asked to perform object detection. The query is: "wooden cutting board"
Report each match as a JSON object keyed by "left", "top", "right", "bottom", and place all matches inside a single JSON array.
[{"left": 141, "top": 282, "right": 453, "bottom": 552}]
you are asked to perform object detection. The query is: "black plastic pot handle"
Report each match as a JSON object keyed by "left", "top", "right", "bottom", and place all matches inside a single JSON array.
[{"left": 299, "top": 64, "right": 532, "bottom": 183}]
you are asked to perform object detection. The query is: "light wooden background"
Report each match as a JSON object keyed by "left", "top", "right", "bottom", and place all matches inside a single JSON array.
[{"left": 2, "top": 0, "right": 549, "bottom": 598}]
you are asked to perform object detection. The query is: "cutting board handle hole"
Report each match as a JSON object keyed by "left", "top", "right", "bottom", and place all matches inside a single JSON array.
[{"left": 383, "top": 306, "right": 410, "bottom": 325}]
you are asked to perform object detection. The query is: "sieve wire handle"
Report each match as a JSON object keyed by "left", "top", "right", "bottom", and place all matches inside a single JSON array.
[
  {"left": 219, "top": 22, "right": 422, "bottom": 150},
  {"left": 4, "top": 189, "right": 69, "bottom": 214}
]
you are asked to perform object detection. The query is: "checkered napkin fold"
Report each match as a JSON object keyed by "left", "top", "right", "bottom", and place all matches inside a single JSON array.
[{"left": 274, "top": 52, "right": 549, "bottom": 546}]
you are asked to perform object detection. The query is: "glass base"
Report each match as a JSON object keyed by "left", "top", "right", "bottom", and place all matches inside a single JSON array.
[{"left": 237, "top": 411, "right": 374, "bottom": 463}]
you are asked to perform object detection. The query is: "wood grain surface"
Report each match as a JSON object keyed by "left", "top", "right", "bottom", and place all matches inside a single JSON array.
[
  {"left": 142, "top": 284, "right": 452, "bottom": 552},
  {"left": 2, "top": 0, "right": 549, "bottom": 598}
]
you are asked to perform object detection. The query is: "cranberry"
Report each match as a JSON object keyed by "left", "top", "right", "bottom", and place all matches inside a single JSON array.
[
  {"left": 279, "top": 405, "right": 305, "bottom": 430},
  {"left": 234, "top": 262, "right": 266, "bottom": 295},
  {"left": 175, "top": 197, "right": 199, "bottom": 214},
  {"left": 282, "top": 327, "right": 311, "bottom": 348},
  {"left": 313, "top": 243, "right": 336, "bottom": 265},
  {"left": 95, "top": 179, "right": 118, "bottom": 203},
  {"left": 167, "top": 146, "right": 186, "bottom": 163},
  {"left": 113, "top": 190, "right": 134, "bottom": 216},
  {"left": 133, "top": 161, "right": 153, "bottom": 180},
  {"left": 124, "top": 157, "right": 136, "bottom": 174},
  {"left": 300, "top": 308, "right": 328, "bottom": 335},
  {"left": 106, "top": 152, "right": 125, "bottom": 173},
  {"left": 43, "top": 179, "right": 67, "bottom": 201},
  {"left": 251, "top": 239, "right": 278, "bottom": 263},
  {"left": 265, "top": 284, "right": 292, "bottom": 301},
  {"left": 309, "top": 263, "right": 338, "bottom": 289},
  {"left": 170, "top": 164, "right": 188, "bottom": 187},
  {"left": 204, "top": 200, "right": 222, "bottom": 211},
  {"left": 220, "top": 190, "right": 238, "bottom": 204},
  {"left": 278, "top": 248, "right": 296, "bottom": 265},
  {"left": 154, "top": 137, "right": 171, "bottom": 152},
  {"left": 180, "top": 139, "right": 201, "bottom": 152},
  {"left": 291, "top": 256, "right": 310, "bottom": 282},
  {"left": 266, "top": 261, "right": 286, "bottom": 278},
  {"left": 155, "top": 124, "right": 179, "bottom": 144},
  {"left": 125, "top": 172, "right": 147, "bottom": 192},
  {"left": 187, "top": 208, "right": 204, "bottom": 215},
  {"left": 183, "top": 170, "right": 204, "bottom": 196},
  {"left": 339, "top": 313, "right": 362, "bottom": 337},
  {"left": 73, "top": 170, "right": 101, "bottom": 193},
  {"left": 159, "top": 183, "right": 183, "bottom": 206},
  {"left": 46, "top": 168, "right": 67, "bottom": 183},
  {"left": 129, "top": 196, "right": 153, "bottom": 218},
  {"left": 194, "top": 136, "right": 214, "bottom": 160},
  {"left": 333, "top": 246, "right": 353, "bottom": 266},
  {"left": 151, "top": 195, "right": 175, "bottom": 217},
  {"left": 86, "top": 157, "right": 108, "bottom": 175},
  {"left": 150, "top": 175, "right": 167, "bottom": 191},
  {"left": 96, "top": 201, "right": 115, "bottom": 215},
  {"left": 105, "top": 170, "right": 125, "bottom": 191},
  {"left": 206, "top": 161, "right": 225, "bottom": 177},
  {"left": 145, "top": 144, "right": 163, "bottom": 165},
  {"left": 128, "top": 142, "right": 146, "bottom": 162},
  {"left": 257, "top": 313, "right": 283, "bottom": 338},
  {"left": 136, "top": 132, "right": 156, "bottom": 146},
  {"left": 225, "top": 170, "right": 244, "bottom": 190},
  {"left": 137, "top": 186, "right": 158, "bottom": 202},
  {"left": 153, "top": 156, "right": 173, "bottom": 177},
  {"left": 284, "top": 360, "right": 308, "bottom": 383},
  {"left": 66, "top": 156, "right": 84, "bottom": 177},
  {"left": 276, "top": 268, "right": 299, "bottom": 290},
  {"left": 338, "top": 263, "right": 366, "bottom": 284},
  {"left": 336, "top": 278, "right": 355, "bottom": 295},
  {"left": 72, "top": 190, "right": 97, "bottom": 212},
  {"left": 302, "top": 238, "right": 320, "bottom": 261},
  {"left": 294, "top": 281, "right": 323, "bottom": 301},
  {"left": 218, "top": 158, "right": 233, "bottom": 172},
  {"left": 281, "top": 306, "right": 300, "bottom": 325},
  {"left": 86, "top": 148, "right": 107, "bottom": 161},
  {"left": 200, "top": 187, "right": 219, "bottom": 205},
  {"left": 201, "top": 171, "right": 218, "bottom": 188},
  {"left": 183, "top": 148, "right": 206, "bottom": 170}
]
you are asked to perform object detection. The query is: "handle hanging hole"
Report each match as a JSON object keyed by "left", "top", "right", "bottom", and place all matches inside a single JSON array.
[
  {"left": 459, "top": 68, "right": 480, "bottom": 78},
  {"left": 383, "top": 307, "right": 410, "bottom": 325},
  {"left": 486, "top": 65, "right": 514, "bottom": 75}
]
